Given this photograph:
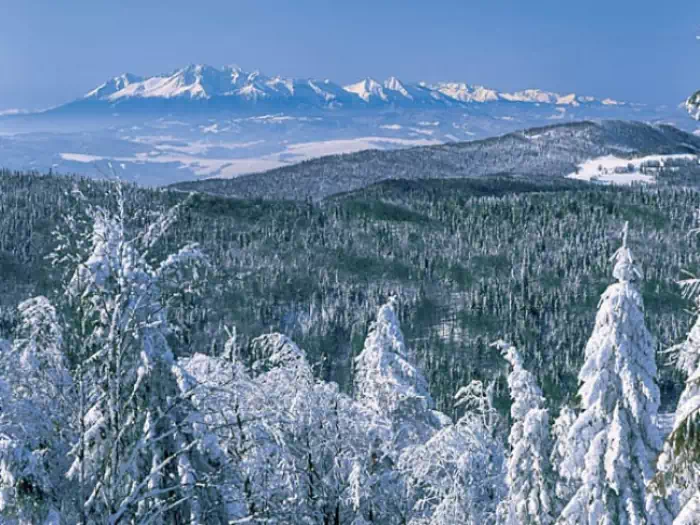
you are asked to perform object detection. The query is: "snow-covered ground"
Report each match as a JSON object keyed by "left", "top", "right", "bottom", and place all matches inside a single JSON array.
[
  {"left": 566, "top": 154, "right": 699, "bottom": 185},
  {"left": 59, "top": 136, "right": 441, "bottom": 179},
  {"left": 3, "top": 101, "right": 696, "bottom": 187},
  {"left": 281, "top": 136, "right": 440, "bottom": 160}
]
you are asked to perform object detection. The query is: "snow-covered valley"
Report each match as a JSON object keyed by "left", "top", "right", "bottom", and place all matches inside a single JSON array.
[{"left": 1, "top": 64, "right": 696, "bottom": 186}]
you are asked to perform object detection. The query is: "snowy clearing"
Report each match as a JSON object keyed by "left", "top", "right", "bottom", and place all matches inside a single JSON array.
[
  {"left": 281, "top": 136, "right": 440, "bottom": 159},
  {"left": 59, "top": 136, "right": 440, "bottom": 179},
  {"left": 566, "top": 154, "right": 698, "bottom": 185}
]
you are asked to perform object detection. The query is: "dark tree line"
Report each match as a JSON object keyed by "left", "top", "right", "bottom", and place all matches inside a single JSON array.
[{"left": 2, "top": 169, "right": 700, "bottom": 413}]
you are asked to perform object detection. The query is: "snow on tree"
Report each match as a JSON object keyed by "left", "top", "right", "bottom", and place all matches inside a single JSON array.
[
  {"left": 550, "top": 405, "right": 578, "bottom": 505},
  {"left": 497, "top": 340, "right": 555, "bottom": 525},
  {"left": 354, "top": 297, "right": 446, "bottom": 449},
  {"left": 182, "top": 334, "right": 299, "bottom": 521},
  {"left": 57, "top": 185, "right": 227, "bottom": 524},
  {"left": 399, "top": 380, "right": 507, "bottom": 525},
  {"left": 654, "top": 331, "right": 700, "bottom": 524},
  {"left": 559, "top": 223, "right": 676, "bottom": 524},
  {"left": 184, "top": 331, "right": 378, "bottom": 524},
  {"left": 654, "top": 235, "right": 700, "bottom": 523},
  {"left": 354, "top": 297, "right": 449, "bottom": 522},
  {"left": 0, "top": 297, "right": 73, "bottom": 524},
  {"left": 686, "top": 90, "right": 700, "bottom": 120},
  {"left": 671, "top": 493, "right": 700, "bottom": 525}
]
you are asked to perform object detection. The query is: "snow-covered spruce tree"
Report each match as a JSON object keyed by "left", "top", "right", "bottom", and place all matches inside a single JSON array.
[
  {"left": 550, "top": 405, "right": 578, "bottom": 506},
  {"left": 57, "top": 185, "right": 228, "bottom": 524},
  {"left": 559, "top": 223, "right": 675, "bottom": 524},
  {"left": 497, "top": 341, "right": 556, "bottom": 525},
  {"left": 654, "top": 261, "right": 700, "bottom": 523},
  {"left": 399, "top": 380, "right": 507, "bottom": 525},
  {"left": 0, "top": 297, "right": 73, "bottom": 524},
  {"left": 354, "top": 297, "right": 449, "bottom": 523},
  {"left": 354, "top": 297, "right": 446, "bottom": 449}
]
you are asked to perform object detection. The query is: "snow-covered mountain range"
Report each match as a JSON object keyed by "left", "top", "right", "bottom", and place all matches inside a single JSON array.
[
  {"left": 71, "top": 63, "right": 628, "bottom": 111},
  {"left": 0, "top": 64, "right": 696, "bottom": 186}
]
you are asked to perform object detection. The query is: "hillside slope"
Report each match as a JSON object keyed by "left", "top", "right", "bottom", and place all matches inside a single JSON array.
[
  {"left": 1, "top": 170, "right": 697, "bottom": 412},
  {"left": 172, "top": 120, "right": 700, "bottom": 200}
]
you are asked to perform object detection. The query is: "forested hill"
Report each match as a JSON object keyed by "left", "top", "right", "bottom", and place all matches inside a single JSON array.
[
  {"left": 171, "top": 120, "right": 700, "bottom": 200},
  {"left": 2, "top": 169, "right": 699, "bottom": 414}
]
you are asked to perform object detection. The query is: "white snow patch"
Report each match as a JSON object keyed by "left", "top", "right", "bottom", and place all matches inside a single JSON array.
[
  {"left": 410, "top": 128, "right": 435, "bottom": 136},
  {"left": 60, "top": 153, "right": 106, "bottom": 163},
  {"left": 0, "top": 108, "right": 29, "bottom": 116},
  {"left": 282, "top": 137, "right": 440, "bottom": 159},
  {"left": 434, "top": 83, "right": 499, "bottom": 103},
  {"left": 548, "top": 108, "right": 567, "bottom": 120},
  {"left": 61, "top": 136, "right": 439, "bottom": 180},
  {"left": 343, "top": 78, "right": 388, "bottom": 102},
  {"left": 566, "top": 154, "right": 698, "bottom": 185}
]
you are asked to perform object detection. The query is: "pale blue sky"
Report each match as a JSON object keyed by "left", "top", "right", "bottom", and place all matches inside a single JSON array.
[{"left": 2, "top": 0, "right": 699, "bottom": 110}]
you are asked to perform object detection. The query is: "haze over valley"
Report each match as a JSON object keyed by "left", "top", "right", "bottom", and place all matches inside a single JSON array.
[{"left": 1, "top": 63, "right": 695, "bottom": 185}]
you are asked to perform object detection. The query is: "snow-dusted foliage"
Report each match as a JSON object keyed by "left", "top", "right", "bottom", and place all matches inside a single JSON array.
[
  {"left": 398, "top": 380, "right": 506, "bottom": 525},
  {"left": 4, "top": 178, "right": 697, "bottom": 524},
  {"left": 497, "top": 341, "right": 556, "bottom": 525},
  {"left": 673, "top": 493, "right": 700, "bottom": 525},
  {"left": 560, "top": 223, "right": 675, "bottom": 524},
  {"left": 354, "top": 297, "right": 446, "bottom": 449},
  {"left": 550, "top": 405, "right": 578, "bottom": 504},
  {"left": 246, "top": 333, "right": 374, "bottom": 523},
  {"left": 0, "top": 184, "right": 228, "bottom": 524},
  {"left": 354, "top": 298, "right": 449, "bottom": 522},
  {"left": 654, "top": 303, "right": 700, "bottom": 523},
  {"left": 61, "top": 186, "right": 224, "bottom": 524},
  {"left": 0, "top": 297, "right": 73, "bottom": 524},
  {"left": 654, "top": 215, "right": 700, "bottom": 523},
  {"left": 183, "top": 332, "right": 379, "bottom": 523},
  {"left": 686, "top": 90, "right": 700, "bottom": 121}
]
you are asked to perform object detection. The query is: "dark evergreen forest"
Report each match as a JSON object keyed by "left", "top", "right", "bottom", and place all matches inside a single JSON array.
[{"left": 2, "top": 169, "right": 698, "bottom": 414}]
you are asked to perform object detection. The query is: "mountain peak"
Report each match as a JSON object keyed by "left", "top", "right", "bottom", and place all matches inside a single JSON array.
[
  {"left": 384, "top": 76, "right": 412, "bottom": 99},
  {"left": 73, "top": 64, "right": 634, "bottom": 111},
  {"left": 344, "top": 77, "right": 387, "bottom": 102},
  {"left": 85, "top": 73, "right": 142, "bottom": 99},
  {"left": 433, "top": 82, "right": 500, "bottom": 103},
  {"left": 384, "top": 76, "right": 403, "bottom": 89}
]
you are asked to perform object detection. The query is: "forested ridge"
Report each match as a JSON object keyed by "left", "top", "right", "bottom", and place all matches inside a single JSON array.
[
  {"left": 2, "top": 170, "right": 699, "bottom": 410},
  {"left": 170, "top": 120, "right": 700, "bottom": 200},
  {"left": 3, "top": 169, "right": 700, "bottom": 523}
]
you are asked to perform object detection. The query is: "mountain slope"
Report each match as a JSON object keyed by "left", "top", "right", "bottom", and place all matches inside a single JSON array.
[{"left": 170, "top": 120, "right": 700, "bottom": 200}]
